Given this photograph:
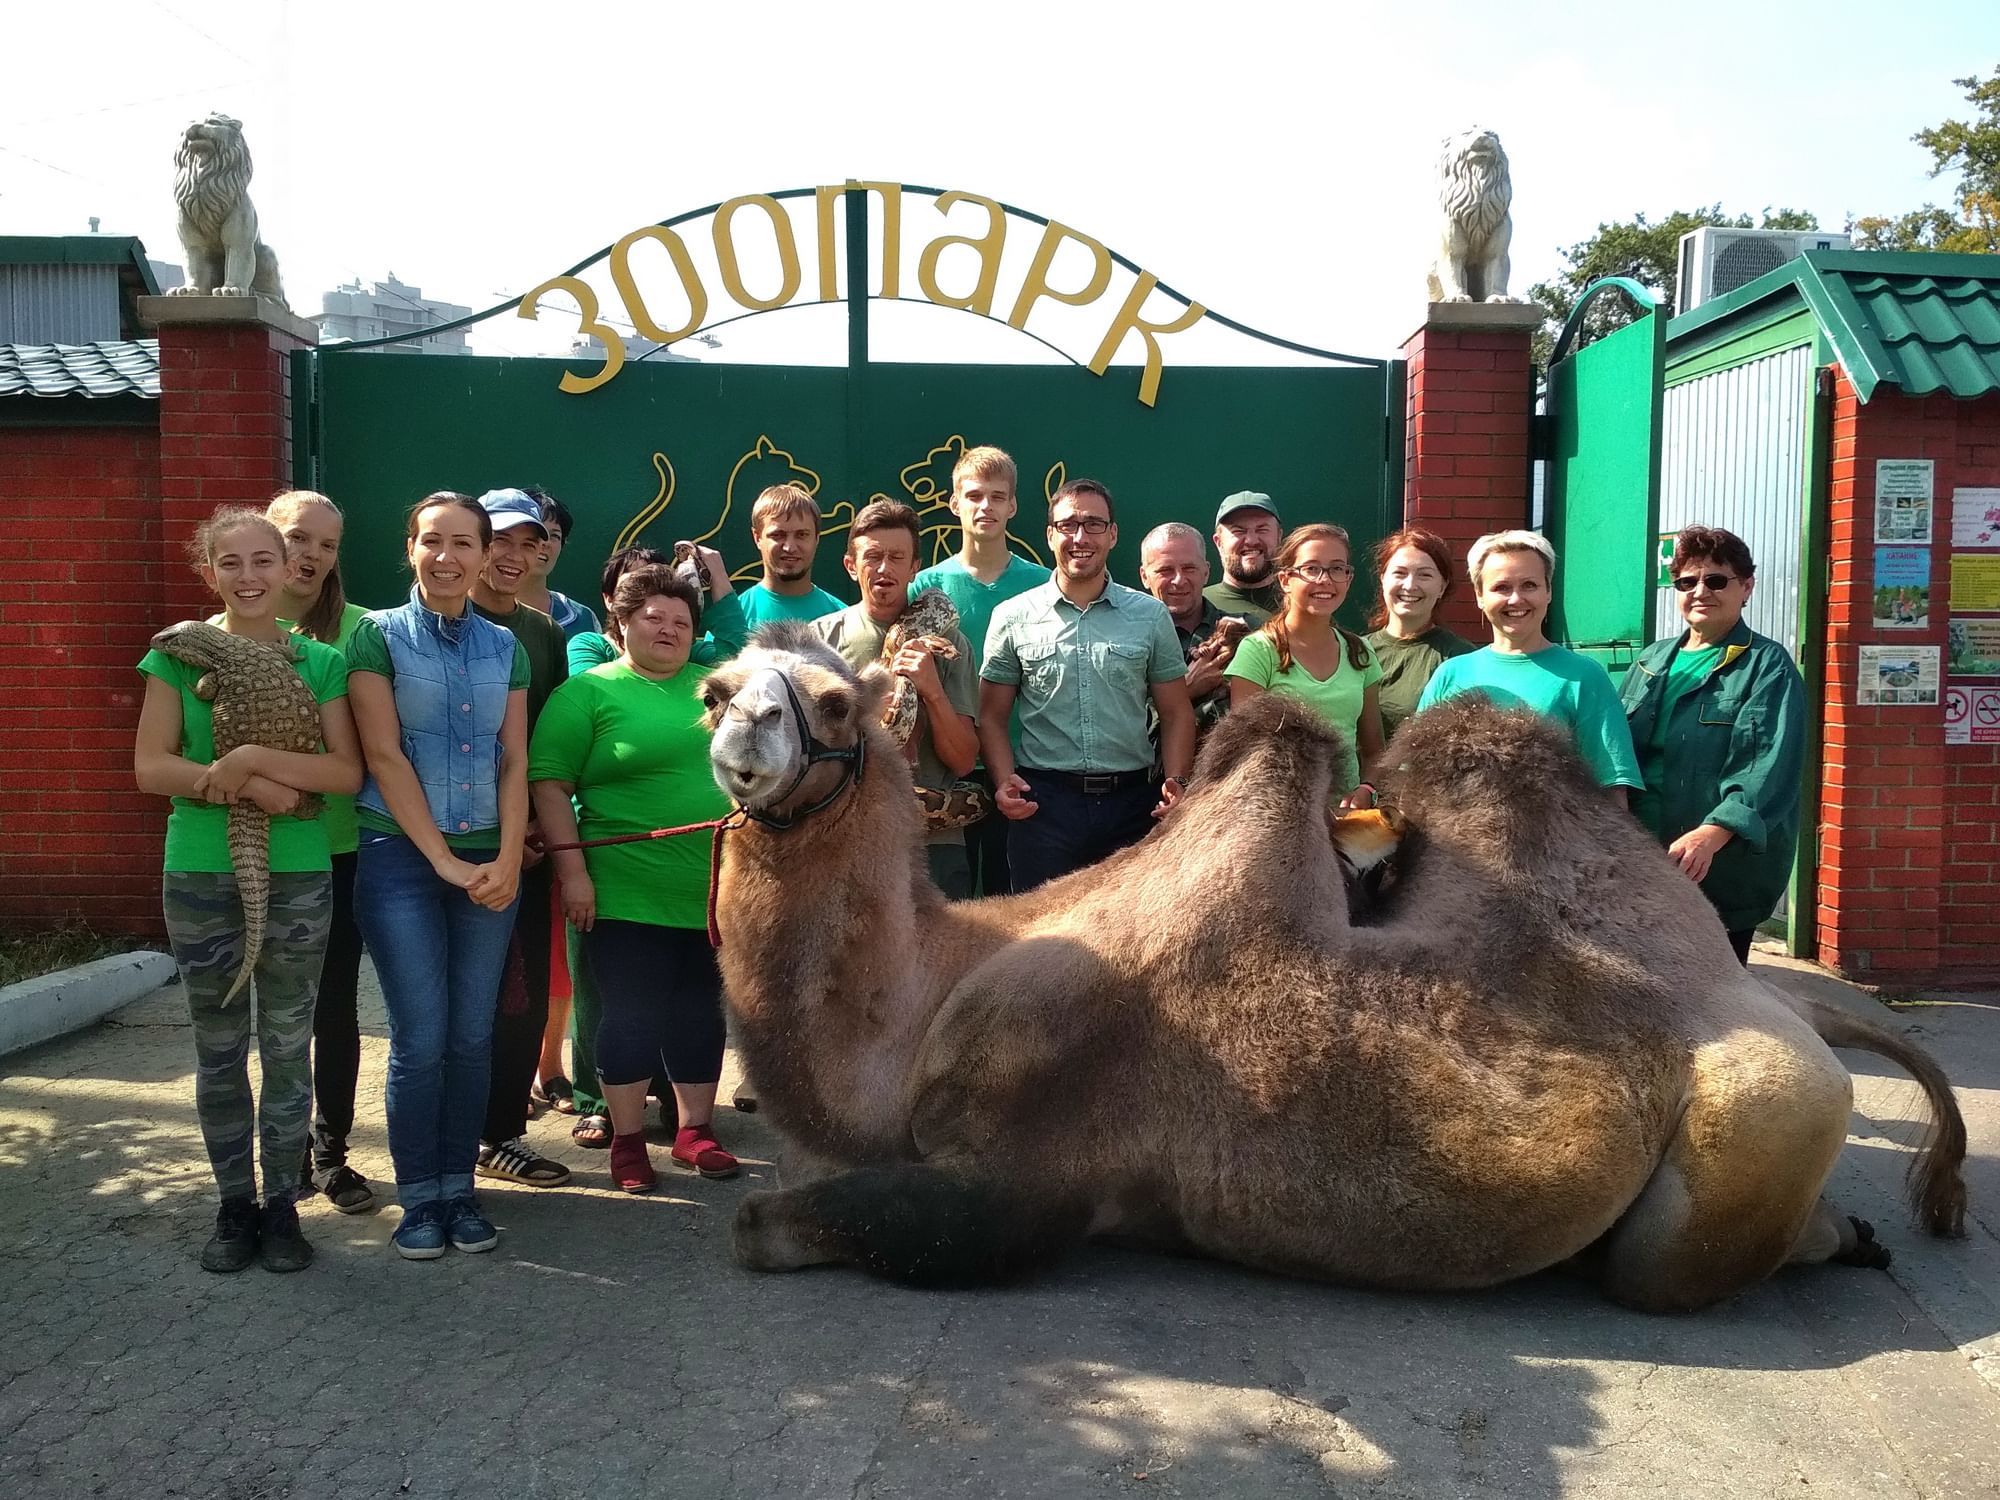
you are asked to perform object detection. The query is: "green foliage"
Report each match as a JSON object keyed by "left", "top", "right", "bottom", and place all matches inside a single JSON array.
[
  {"left": 1850, "top": 67, "right": 2000, "bottom": 255},
  {"left": 0, "top": 921, "right": 135, "bottom": 989},
  {"left": 1529, "top": 207, "right": 1818, "bottom": 368}
]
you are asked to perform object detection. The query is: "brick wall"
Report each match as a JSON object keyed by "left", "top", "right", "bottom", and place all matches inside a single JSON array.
[
  {"left": 0, "top": 422, "right": 170, "bottom": 935},
  {"left": 1818, "top": 375, "right": 2000, "bottom": 981},
  {"left": 1400, "top": 318, "right": 1536, "bottom": 638}
]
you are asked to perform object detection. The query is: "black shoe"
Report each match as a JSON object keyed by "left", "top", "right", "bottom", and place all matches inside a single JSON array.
[
  {"left": 259, "top": 1197, "right": 314, "bottom": 1273},
  {"left": 200, "top": 1196, "right": 261, "bottom": 1273},
  {"left": 313, "top": 1163, "right": 377, "bottom": 1216}
]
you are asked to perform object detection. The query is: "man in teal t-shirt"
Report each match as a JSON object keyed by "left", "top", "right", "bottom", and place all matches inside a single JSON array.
[{"left": 738, "top": 482, "right": 845, "bottom": 631}]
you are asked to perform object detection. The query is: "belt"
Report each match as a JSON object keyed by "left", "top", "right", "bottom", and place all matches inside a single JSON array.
[{"left": 1020, "top": 766, "right": 1157, "bottom": 795}]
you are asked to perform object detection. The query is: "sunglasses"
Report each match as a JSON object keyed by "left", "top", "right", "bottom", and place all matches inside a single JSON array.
[{"left": 1673, "top": 572, "right": 1737, "bottom": 593}]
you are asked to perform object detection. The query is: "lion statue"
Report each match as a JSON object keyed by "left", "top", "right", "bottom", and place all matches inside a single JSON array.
[
  {"left": 172, "top": 114, "right": 286, "bottom": 305},
  {"left": 1426, "top": 127, "right": 1516, "bottom": 304}
]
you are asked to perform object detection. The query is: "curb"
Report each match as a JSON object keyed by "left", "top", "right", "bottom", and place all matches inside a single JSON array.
[{"left": 0, "top": 950, "right": 178, "bottom": 1059}]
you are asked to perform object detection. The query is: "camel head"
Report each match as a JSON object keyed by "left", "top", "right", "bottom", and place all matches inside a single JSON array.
[{"left": 702, "top": 624, "right": 893, "bottom": 823}]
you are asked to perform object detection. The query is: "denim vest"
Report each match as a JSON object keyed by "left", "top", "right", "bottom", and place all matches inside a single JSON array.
[{"left": 356, "top": 589, "right": 518, "bottom": 837}]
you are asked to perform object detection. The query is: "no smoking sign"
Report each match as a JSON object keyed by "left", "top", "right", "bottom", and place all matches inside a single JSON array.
[{"left": 1945, "top": 685, "right": 2000, "bottom": 744}]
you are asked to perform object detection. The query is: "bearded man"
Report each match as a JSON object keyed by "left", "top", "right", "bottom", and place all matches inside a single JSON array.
[{"left": 1204, "top": 491, "right": 1284, "bottom": 625}]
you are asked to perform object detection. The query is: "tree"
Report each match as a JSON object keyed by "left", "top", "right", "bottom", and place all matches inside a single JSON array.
[
  {"left": 1851, "top": 66, "right": 2000, "bottom": 254},
  {"left": 1529, "top": 207, "right": 1818, "bottom": 368}
]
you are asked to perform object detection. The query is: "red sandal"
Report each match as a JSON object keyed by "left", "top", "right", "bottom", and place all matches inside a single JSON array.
[
  {"left": 670, "top": 1125, "right": 739, "bottom": 1180},
  {"left": 608, "top": 1133, "right": 656, "bottom": 1194}
]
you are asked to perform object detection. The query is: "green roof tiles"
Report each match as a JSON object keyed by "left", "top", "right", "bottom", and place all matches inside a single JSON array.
[{"left": 1667, "top": 250, "right": 2000, "bottom": 403}]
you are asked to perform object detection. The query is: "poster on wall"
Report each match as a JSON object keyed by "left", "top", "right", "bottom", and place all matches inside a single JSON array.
[
  {"left": 1944, "top": 684, "right": 2000, "bottom": 744},
  {"left": 1872, "top": 546, "right": 1931, "bottom": 628},
  {"left": 1951, "top": 488, "right": 2000, "bottom": 548},
  {"left": 1948, "top": 616, "right": 2000, "bottom": 675},
  {"left": 1858, "top": 644, "right": 1940, "bottom": 706},
  {"left": 1951, "top": 553, "right": 2000, "bottom": 611},
  {"left": 1875, "top": 459, "right": 1934, "bottom": 542}
]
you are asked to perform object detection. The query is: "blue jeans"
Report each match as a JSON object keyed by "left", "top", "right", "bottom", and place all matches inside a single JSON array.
[
  {"left": 354, "top": 833, "right": 519, "bottom": 1210},
  {"left": 1006, "top": 772, "right": 1159, "bottom": 893}
]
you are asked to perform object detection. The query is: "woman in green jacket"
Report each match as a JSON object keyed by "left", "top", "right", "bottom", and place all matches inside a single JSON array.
[{"left": 1619, "top": 526, "right": 1807, "bottom": 964}]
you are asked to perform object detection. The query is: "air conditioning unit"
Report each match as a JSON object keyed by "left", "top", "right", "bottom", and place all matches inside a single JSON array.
[{"left": 1675, "top": 227, "right": 1851, "bottom": 315}]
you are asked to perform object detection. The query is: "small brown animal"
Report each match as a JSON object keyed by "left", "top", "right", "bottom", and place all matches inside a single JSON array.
[{"left": 150, "top": 621, "right": 324, "bottom": 1002}]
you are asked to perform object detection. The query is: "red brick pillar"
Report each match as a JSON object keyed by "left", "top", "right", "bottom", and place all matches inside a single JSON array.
[
  {"left": 1400, "top": 302, "right": 1540, "bottom": 637},
  {"left": 141, "top": 295, "right": 317, "bottom": 620},
  {"left": 1817, "top": 373, "right": 1955, "bottom": 980}
]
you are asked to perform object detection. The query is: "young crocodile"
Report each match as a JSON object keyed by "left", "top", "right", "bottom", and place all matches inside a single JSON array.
[{"left": 150, "top": 621, "right": 326, "bottom": 1003}]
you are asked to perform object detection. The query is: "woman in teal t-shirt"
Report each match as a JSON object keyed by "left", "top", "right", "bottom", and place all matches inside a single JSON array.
[
  {"left": 1224, "top": 524, "right": 1385, "bottom": 802},
  {"left": 135, "top": 507, "right": 362, "bottom": 1275},
  {"left": 530, "top": 564, "right": 736, "bottom": 1194},
  {"left": 267, "top": 489, "right": 376, "bottom": 1214}
]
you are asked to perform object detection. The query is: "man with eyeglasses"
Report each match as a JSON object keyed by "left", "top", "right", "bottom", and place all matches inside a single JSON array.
[
  {"left": 1618, "top": 525, "right": 1806, "bottom": 965},
  {"left": 979, "top": 480, "right": 1196, "bottom": 892},
  {"left": 1205, "top": 491, "right": 1285, "bottom": 625}
]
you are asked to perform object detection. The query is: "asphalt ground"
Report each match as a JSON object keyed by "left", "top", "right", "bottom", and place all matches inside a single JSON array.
[{"left": 1, "top": 950, "right": 1995, "bottom": 1499}]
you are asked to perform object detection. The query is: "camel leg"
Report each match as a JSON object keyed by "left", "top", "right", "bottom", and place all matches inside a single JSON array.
[
  {"left": 1787, "top": 1195, "right": 1893, "bottom": 1270},
  {"left": 1596, "top": 1036, "right": 1852, "bottom": 1312},
  {"left": 733, "top": 1164, "right": 1089, "bottom": 1286}
]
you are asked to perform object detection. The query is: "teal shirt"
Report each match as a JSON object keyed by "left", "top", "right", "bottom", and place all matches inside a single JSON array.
[
  {"left": 910, "top": 554, "right": 1051, "bottom": 671},
  {"left": 1418, "top": 643, "right": 1643, "bottom": 790},
  {"left": 739, "top": 582, "right": 845, "bottom": 632},
  {"left": 982, "top": 579, "right": 1187, "bottom": 774}
]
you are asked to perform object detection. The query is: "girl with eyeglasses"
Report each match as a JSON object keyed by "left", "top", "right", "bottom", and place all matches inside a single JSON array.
[{"left": 1224, "top": 523, "right": 1385, "bottom": 804}]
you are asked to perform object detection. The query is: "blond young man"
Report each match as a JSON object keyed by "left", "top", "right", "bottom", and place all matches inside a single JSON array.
[
  {"left": 739, "top": 484, "right": 844, "bottom": 631},
  {"left": 910, "top": 446, "right": 1049, "bottom": 895}
]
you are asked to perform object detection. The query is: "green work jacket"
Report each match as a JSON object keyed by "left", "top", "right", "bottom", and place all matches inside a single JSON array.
[{"left": 1618, "top": 621, "right": 1807, "bottom": 931}]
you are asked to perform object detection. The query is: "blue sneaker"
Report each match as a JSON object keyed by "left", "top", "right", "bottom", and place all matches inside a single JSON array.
[
  {"left": 446, "top": 1196, "right": 499, "bottom": 1254},
  {"left": 391, "top": 1201, "right": 447, "bottom": 1260}
]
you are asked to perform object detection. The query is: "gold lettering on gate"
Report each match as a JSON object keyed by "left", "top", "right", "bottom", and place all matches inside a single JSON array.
[
  {"left": 1007, "top": 220, "right": 1112, "bottom": 330},
  {"left": 1089, "top": 274, "right": 1207, "bottom": 408},
  {"left": 915, "top": 191, "right": 1008, "bottom": 316},
  {"left": 815, "top": 182, "right": 903, "bottom": 300},
  {"left": 611, "top": 225, "right": 709, "bottom": 343},
  {"left": 712, "top": 195, "right": 803, "bottom": 311},
  {"left": 517, "top": 275, "right": 625, "bottom": 395}
]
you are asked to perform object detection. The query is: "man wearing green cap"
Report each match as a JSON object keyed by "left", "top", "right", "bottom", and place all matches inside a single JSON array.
[{"left": 1206, "top": 491, "right": 1284, "bottom": 625}]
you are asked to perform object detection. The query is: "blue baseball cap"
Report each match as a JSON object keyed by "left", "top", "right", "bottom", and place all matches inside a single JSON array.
[{"left": 476, "top": 487, "right": 549, "bottom": 538}]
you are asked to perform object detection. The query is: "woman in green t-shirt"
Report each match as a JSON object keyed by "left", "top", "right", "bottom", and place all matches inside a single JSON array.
[
  {"left": 1224, "top": 524, "right": 1385, "bottom": 802},
  {"left": 530, "top": 565, "right": 737, "bottom": 1193},
  {"left": 1364, "top": 526, "right": 1475, "bottom": 740},
  {"left": 135, "top": 508, "right": 363, "bottom": 1275},
  {"left": 267, "top": 489, "right": 375, "bottom": 1215}
]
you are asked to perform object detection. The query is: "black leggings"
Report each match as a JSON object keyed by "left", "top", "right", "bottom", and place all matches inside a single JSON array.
[
  {"left": 310, "top": 850, "right": 363, "bottom": 1169},
  {"left": 584, "top": 920, "right": 725, "bottom": 1087}
]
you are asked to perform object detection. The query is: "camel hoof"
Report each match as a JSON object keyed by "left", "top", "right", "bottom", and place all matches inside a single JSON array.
[
  {"left": 1834, "top": 1216, "right": 1893, "bottom": 1270},
  {"left": 731, "top": 1189, "right": 830, "bottom": 1273}
]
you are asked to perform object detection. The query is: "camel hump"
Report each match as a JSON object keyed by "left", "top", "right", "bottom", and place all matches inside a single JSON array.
[
  {"left": 1390, "top": 695, "right": 1601, "bottom": 807},
  {"left": 1193, "top": 691, "right": 1348, "bottom": 801}
]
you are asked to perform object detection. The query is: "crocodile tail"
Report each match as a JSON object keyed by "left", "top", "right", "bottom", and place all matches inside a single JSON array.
[{"left": 223, "top": 802, "right": 270, "bottom": 1004}]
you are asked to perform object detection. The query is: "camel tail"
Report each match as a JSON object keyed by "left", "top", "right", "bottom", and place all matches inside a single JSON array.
[
  {"left": 1791, "top": 992, "right": 1968, "bottom": 1237},
  {"left": 791, "top": 1165, "right": 1090, "bottom": 1288}
]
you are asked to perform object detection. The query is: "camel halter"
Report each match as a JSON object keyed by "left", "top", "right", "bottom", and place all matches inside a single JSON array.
[{"left": 736, "top": 665, "right": 868, "bottom": 831}]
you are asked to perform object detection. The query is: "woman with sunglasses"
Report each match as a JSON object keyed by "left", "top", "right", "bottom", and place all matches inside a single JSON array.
[
  {"left": 1224, "top": 523, "right": 1384, "bottom": 804},
  {"left": 1618, "top": 526, "right": 1806, "bottom": 964}
]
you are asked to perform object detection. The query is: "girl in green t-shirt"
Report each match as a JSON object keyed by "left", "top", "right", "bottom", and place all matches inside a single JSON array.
[
  {"left": 1224, "top": 524, "right": 1385, "bottom": 802},
  {"left": 134, "top": 507, "right": 363, "bottom": 1276}
]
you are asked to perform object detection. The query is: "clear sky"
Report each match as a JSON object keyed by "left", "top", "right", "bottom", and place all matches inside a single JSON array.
[{"left": 2, "top": 0, "right": 1991, "bottom": 367}]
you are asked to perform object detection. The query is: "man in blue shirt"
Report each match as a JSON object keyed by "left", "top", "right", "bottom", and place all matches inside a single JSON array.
[{"left": 979, "top": 480, "right": 1195, "bottom": 892}]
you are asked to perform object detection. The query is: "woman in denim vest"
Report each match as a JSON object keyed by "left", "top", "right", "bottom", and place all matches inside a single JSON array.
[{"left": 347, "top": 492, "right": 531, "bottom": 1260}]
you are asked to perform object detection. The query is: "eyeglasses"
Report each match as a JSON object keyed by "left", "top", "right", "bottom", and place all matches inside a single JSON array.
[
  {"left": 1672, "top": 572, "right": 1737, "bottom": 593},
  {"left": 1050, "top": 516, "right": 1110, "bottom": 537},
  {"left": 1286, "top": 562, "right": 1353, "bottom": 582}
]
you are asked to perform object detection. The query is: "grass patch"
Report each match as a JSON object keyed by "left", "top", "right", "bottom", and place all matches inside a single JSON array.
[{"left": 0, "top": 923, "right": 140, "bottom": 989}]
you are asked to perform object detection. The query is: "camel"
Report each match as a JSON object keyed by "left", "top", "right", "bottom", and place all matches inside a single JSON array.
[{"left": 700, "top": 626, "right": 1968, "bottom": 1311}]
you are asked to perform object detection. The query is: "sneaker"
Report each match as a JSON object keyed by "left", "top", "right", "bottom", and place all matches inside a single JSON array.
[
  {"left": 445, "top": 1196, "right": 499, "bottom": 1253},
  {"left": 199, "top": 1196, "right": 261, "bottom": 1273},
  {"left": 313, "top": 1163, "right": 377, "bottom": 1216},
  {"left": 476, "top": 1136, "right": 572, "bottom": 1187},
  {"left": 259, "top": 1197, "right": 314, "bottom": 1273},
  {"left": 391, "top": 1201, "right": 448, "bottom": 1261},
  {"left": 670, "top": 1124, "right": 739, "bottom": 1180},
  {"left": 609, "top": 1133, "right": 657, "bottom": 1194}
]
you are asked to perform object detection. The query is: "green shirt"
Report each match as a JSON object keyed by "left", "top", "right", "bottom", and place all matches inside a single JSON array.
[
  {"left": 910, "top": 554, "right": 1050, "bottom": 670},
  {"left": 1366, "top": 625, "right": 1476, "bottom": 740},
  {"left": 345, "top": 615, "right": 532, "bottom": 849},
  {"left": 740, "top": 582, "right": 845, "bottom": 632},
  {"left": 982, "top": 579, "right": 1186, "bottom": 775},
  {"left": 472, "top": 599, "right": 567, "bottom": 729},
  {"left": 289, "top": 600, "right": 370, "bottom": 855},
  {"left": 1204, "top": 579, "right": 1281, "bottom": 628},
  {"left": 565, "top": 591, "right": 749, "bottom": 677},
  {"left": 137, "top": 635, "right": 350, "bottom": 875},
  {"left": 527, "top": 662, "right": 730, "bottom": 929},
  {"left": 1631, "top": 641, "right": 1723, "bottom": 833},
  {"left": 1223, "top": 630, "right": 1384, "bottom": 795},
  {"left": 1418, "top": 644, "right": 1643, "bottom": 790},
  {"left": 812, "top": 605, "right": 980, "bottom": 846}
]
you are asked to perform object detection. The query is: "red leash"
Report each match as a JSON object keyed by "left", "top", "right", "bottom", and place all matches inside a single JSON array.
[{"left": 540, "top": 812, "right": 745, "bottom": 951}]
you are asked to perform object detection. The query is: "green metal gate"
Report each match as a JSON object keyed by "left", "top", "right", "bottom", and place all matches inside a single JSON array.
[
  {"left": 1541, "top": 277, "right": 1667, "bottom": 673},
  {"left": 292, "top": 184, "right": 1404, "bottom": 611}
]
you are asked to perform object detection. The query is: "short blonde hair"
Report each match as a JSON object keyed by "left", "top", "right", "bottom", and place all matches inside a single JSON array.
[
  {"left": 750, "top": 483, "right": 819, "bottom": 536},
  {"left": 1468, "top": 529, "right": 1555, "bottom": 587},
  {"left": 951, "top": 445, "right": 1017, "bottom": 494}
]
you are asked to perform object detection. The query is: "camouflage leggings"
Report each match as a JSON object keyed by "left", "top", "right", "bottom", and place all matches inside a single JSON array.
[{"left": 162, "top": 871, "right": 332, "bottom": 1203}]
